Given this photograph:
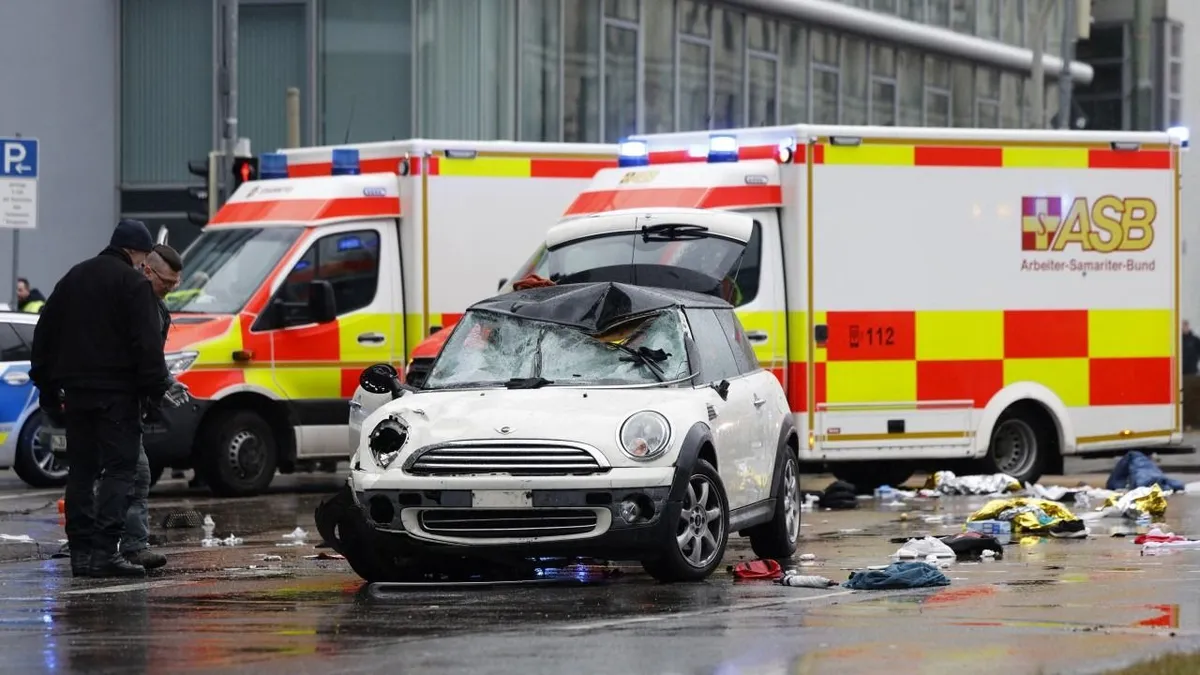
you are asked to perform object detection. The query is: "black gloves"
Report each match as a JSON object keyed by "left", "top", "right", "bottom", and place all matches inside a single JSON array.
[{"left": 39, "top": 388, "right": 65, "bottom": 427}]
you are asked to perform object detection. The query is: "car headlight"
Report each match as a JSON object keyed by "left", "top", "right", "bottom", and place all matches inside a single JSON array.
[
  {"left": 368, "top": 415, "right": 409, "bottom": 469},
  {"left": 165, "top": 351, "right": 198, "bottom": 376},
  {"left": 620, "top": 411, "right": 671, "bottom": 461}
]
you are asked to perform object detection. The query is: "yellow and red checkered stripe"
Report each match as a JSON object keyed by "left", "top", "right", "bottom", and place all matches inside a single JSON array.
[
  {"left": 777, "top": 309, "right": 1173, "bottom": 413},
  {"left": 812, "top": 141, "right": 1173, "bottom": 170},
  {"left": 287, "top": 154, "right": 616, "bottom": 179}
]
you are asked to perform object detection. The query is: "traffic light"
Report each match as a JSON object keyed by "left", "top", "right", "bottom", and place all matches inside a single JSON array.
[
  {"left": 186, "top": 151, "right": 219, "bottom": 226},
  {"left": 231, "top": 156, "right": 259, "bottom": 193}
]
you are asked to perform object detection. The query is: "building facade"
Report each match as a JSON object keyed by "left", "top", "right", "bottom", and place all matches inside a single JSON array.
[{"left": 2, "top": 0, "right": 1196, "bottom": 316}]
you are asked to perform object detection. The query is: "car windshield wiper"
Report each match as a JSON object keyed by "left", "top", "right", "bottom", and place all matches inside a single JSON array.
[
  {"left": 611, "top": 343, "right": 668, "bottom": 382},
  {"left": 429, "top": 380, "right": 506, "bottom": 390},
  {"left": 505, "top": 377, "right": 554, "bottom": 389},
  {"left": 641, "top": 223, "right": 710, "bottom": 242}
]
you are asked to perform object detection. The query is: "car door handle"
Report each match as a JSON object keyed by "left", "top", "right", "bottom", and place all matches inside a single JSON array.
[
  {"left": 2, "top": 371, "right": 29, "bottom": 386},
  {"left": 357, "top": 332, "right": 387, "bottom": 346},
  {"left": 745, "top": 331, "right": 769, "bottom": 344},
  {"left": 752, "top": 394, "right": 766, "bottom": 408}
]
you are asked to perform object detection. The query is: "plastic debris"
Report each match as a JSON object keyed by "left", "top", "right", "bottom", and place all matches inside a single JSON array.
[
  {"left": 925, "top": 471, "right": 1020, "bottom": 496},
  {"left": 966, "top": 498, "right": 1082, "bottom": 535},
  {"left": 779, "top": 573, "right": 837, "bottom": 588},
  {"left": 731, "top": 559, "right": 782, "bottom": 580},
  {"left": 1099, "top": 485, "right": 1169, "bottom": 521},
  {"left": 202, "top": 514, "right": 215, "bottom": 539},
  {"left": 282, "top": 527, "right": 308, "bottom": 540},
  {"left": 259, "top": 554, "right": 283, "bottom": 562},
  {"left": 798, "top": 553, "right": 816, "bottom": 561},
  {"left": 892, "top": 536, "right": 956, "bottom": 561}
]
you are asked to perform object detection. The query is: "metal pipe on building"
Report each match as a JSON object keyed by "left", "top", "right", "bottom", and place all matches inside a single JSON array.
[
  {"left": 734, "top": 0, "right": 1094, "bottom": 83},
  {"left": 1132, "top": 0, "right": 1153, "bottom": 130},
  {"left": 1028, "top": 0, "right": 1056, "bottom": 128},
  {"left": 219, "top": 0, "right": 239, "bottom": 203},
  {"left": 286, "top": 87, "right": 301, "bottom": 149},
  {"left": 1058, "top": 0, "right": 1076, "bottom": 129}
]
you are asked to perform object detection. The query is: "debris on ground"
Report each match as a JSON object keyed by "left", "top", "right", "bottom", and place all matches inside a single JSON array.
[
  {"left": 1107, "top": 450, "right": 1187, "bottom": 493},
  {"left": 844, "top": 561, "right": 951, "bottom": 590},
  {"left": 937, "top": 532, "right": 1005, "bottom": 559},
  {"left": 277, "top": 527, "right": 310, "bottom": 547},
  {"left": 730, "top": 559, "right": 783, "bottom": 580},
  {"left": 966, "top": 519, "right": 1012, "bottom": 542},
  {"left": 304, "top": 552, "right": 346, "bottom": 560},
  {"left": 925, "top": 471, "right": 1020, "bottom": 496},
  {"left": 258, "top": 554, "right": 283, "bottom": 562},
  {"left": 1134, "top": 527, "right": 1190, "bottom": 545},
  {"left": 161, "top": 510, "right": 203, "bottom": 529},
  {"left": 891, "top": 536, "right": 956, "bottom": 561},
  {"left": 967, "top": 498, "right": 1084, "bottom": 535},
  {"left": 819, "top": 481, "right": 859, "bottom": 510},
  {"left": 779, "top": 572, "right": 837, "bottom": 588},
  {"left": 202, "top": 534, "right": 244, "bottom": 548},
  {"left": 0, "top": 534, "right": 34, "bottom": 543},
  {"left": 1096, "top": 485, "right": 1169, "bottom": 521}
]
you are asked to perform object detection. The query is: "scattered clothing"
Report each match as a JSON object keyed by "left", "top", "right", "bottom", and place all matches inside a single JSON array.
[
  {"left": 1099, "top": 485, "right": 1169, "bottom": 520},
  {"left": 1134, "top": 527, "right": 1188, "bottom": 545},
  {"left": 844, "top": 562, "right": 950, "bottom": 590},
  {"left": 892, "top": 536, "right": 956, "bottom": 560},
  {"left": 924, "top": 471, "right": 1020, "bottom": 496},
  {"left": 779, "top": 573, "right": 837, "bottom": 588},
  {"left": 937, "top": 532, "right": 1005, "bottom": 559},
  {"left": 819, "top": 480, "right": 859, "bottom": 510},
  {"left": 1106, "top": 451, "right": 1186, "bottom": 493},
  {"left": 967, "top": 498, "right": 1082, "bottom": 535},
  {"left": 731, "top": 559, "right": 782, "bottom": 580},
  {"left": 1047, "top": 519, "right": 1089, "bottom": 539}
]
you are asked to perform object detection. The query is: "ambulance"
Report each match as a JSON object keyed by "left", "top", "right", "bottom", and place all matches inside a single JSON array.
[
  {"left": 475, "top": 124, "right": 1187, "bottom": 490},
  {"left": 150, "top": 139, "right": 616, "bottom": 496}
]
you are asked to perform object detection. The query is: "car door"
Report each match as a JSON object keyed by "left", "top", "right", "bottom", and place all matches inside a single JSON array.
[
  {"left": 715, "top": 308, "right": 782, "bottom": 498},
  {"left": 684, "top": 307, "right": 759, "bottom": 509},
  {"left": 0, "top": 321, "right": 36, "bottom": 442}
]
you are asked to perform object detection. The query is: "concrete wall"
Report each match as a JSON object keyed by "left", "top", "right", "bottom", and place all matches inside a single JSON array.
[{"left": 0, "top": 0, "right": 119, "bottom": 306}]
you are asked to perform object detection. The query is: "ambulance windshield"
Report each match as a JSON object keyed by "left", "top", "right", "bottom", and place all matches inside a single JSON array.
[
  {"left": 509, "top": 227, "right": 749, "bottom": 301},
  {"left": 166, "top": 226, "right": 303, "bottom": 314}
]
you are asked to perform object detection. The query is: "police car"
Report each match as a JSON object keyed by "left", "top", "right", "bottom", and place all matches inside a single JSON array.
[{"left": 0, "top": 312, "right": 66, "bottom": 487}]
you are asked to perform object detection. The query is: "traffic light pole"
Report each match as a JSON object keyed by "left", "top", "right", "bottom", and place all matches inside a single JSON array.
[{"left": 218, "top": 0, "right": 239, "bottom": 204}]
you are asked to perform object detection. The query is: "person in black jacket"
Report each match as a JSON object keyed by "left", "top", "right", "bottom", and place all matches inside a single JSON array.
[
  {"left": 31, "top": 219, "right": 171, "bottom": 579},
  {"left": 1183, "top": 321, "right": 1200, "bottom": 377}
]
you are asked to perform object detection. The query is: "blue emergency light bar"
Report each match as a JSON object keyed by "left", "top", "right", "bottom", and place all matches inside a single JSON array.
[
  {"left": 1168, "top": 126, "right": 1190, "bottom": 149},
  {"left": 617, "top": 139, "right": 649, "bottom": 167},
  {"left": 260, "top": 153, "right": 288, "bottom": 180},
  {"left": 332, "top": 148, "right": 361, "bottom": 176},
  {"left": 708, "top": 135, "right": 739, "bottom": 163}
]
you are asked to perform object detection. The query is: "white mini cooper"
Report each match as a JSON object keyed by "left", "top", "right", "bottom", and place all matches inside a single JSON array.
[{"left": 320, "top": 281, "right": 799, "bottom": 583}]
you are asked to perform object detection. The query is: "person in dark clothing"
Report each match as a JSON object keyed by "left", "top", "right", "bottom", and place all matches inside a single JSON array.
[
  {"left": 1183, "top": 321, "right": 1200, "bottom": 377},
  {"left": 31, "top": 219, "right": 171, "bottom": 579},
  {"left": 16, "top": 277, "right": 45, "bottom": 313}
]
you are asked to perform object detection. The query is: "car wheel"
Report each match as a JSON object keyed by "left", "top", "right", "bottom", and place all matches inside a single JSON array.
[
  {"left": 200, "top": 410, "right": 278, "bottom": 497},
  {"left": 980, "top": 408, "right": 1048, "bottom": 484},
  {"left": 748, "top": 450, "right": 801, "bottom": 560},
  {"left": 832, "top": 463, "right": 915, "bottom": 495},
  {"left": 642, "top": 459, "right": 729, "bottom": 583},
  {"left": 13, "top": 411, "right": 67, "bottom": 488}
]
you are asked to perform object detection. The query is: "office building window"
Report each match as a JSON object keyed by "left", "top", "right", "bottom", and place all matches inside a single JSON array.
[
  {"left": 924, "top": 55, "right": 951, "bottom": 126},
  {"left": 812, "top": 30, "right": 840, "bottom": 123},
  {"left": 322, "top": 0, "right": 413, "bottom": 145},
  {"left": 1000, "top": 0, "right": 1022, "bottom": 46},
  {"left": 928, "top": 0, "right": 950, "bottom": 27},
  {"left": 563, "top": 0, "right": 601, "bottom": 141},
  {"left": 901, "top": 0, "right": 924, "bottom": 22},
  {"left": 976, "top": 0, "right": 999, "bottom": 39},
  {"left": 898, "top": 48, "right": 922, "bottom": 126},
  {"left": 780, "top": 23, "right": 808, "bottom": 124},
  {"left": 1000, "top": 72, "right": 1022, "bottom": 127},
  {"left": 869, "top": 44, "right": 897, "bottom": 125},
  {"left": 747, "top": 15, "right": 779, "bottom": 127},
  {"left": 604, "top": 22, "right": 638, "bottom": 142},
  {"left": 643, "top": 0, "right": 674, "bottom": 132},
  {"left": 712, "top": 5, "right": 745, "bottom": 128},
  {"left": 842, "top": 37, "right": 869, "bottom": 124},
  {"left": 518, "top": 0, "right": 561, "bottom": 141},
  {"left": 976, "top": 66, "right": 1001, "bottom": 127},
  {"left": 679, "top": 38, "right": 712, "bottom": 130},
  {"left": 951, "top": 62, "right": 974, "bottom": 126}
]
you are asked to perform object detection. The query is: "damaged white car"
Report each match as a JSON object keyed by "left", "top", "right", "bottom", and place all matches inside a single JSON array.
[{"left": 319, "top": 281, "right": 800, "bottom": 583}]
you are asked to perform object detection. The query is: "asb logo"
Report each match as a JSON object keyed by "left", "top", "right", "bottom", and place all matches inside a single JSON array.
[{"left": 1021, "top": 195, "right": 1156, "bottom": 253}]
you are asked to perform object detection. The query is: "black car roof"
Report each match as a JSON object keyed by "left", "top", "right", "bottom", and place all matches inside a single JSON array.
[{"left": 467, "top": 282, "right": 732, "bottom": 333}]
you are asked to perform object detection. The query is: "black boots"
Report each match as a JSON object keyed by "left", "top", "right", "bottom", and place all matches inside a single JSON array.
[
  {"left": 69, "top": 551, "right": 92, "bottom": 578},
  {"left": 88, "top": 551, "right": 145, "bottom": 578},
  {"left": 123, "top": 548, "right": 167, "bottom": 571}
]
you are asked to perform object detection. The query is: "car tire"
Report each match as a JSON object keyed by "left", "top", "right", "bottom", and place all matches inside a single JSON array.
[
  {"left": 979, "top": 407, "right": 1048, "bottom": 484},
  {"left": 315, "top": 485, "right": 409, "bottom": 583},
  {"left": 832, "top": 463, "right": 915, "bottom": 495},
  {"left": 199, "top": 409, "right": 278, "bottom": 497},
  {"left": 642, "top": 459, "right": 729, "bottom": 583},
  {"left": 747, "top": 450, "right": 801, "bottom": 560},
  {"left": 13, "top": 411, "right": 67, "bottom": 488}
]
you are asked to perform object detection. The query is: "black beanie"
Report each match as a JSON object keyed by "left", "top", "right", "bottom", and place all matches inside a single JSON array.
[{"left": 110, "top": 219, "right": 153, "bottom": 253}]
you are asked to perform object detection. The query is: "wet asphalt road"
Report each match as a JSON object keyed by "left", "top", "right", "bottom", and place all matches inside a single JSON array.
[{"left": 0, "top": 471, "right": 1199, "bottom": 674}]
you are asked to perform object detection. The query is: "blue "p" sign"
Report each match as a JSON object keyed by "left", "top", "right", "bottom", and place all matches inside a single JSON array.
[{"left": 0, "top": 139, "right": 38, "bottom": 178}]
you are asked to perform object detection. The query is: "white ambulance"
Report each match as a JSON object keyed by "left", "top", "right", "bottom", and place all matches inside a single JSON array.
[
  {"left": 150, "top": 139, "right": 615, "bottom": 496},
  {"left": 505, "top": 125, "right": 1187, "bottom": 489}
]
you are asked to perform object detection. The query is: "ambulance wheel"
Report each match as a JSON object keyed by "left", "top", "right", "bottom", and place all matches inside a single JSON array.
[
  {"left": 832, "top": 463, "right": 914, "bottom": 495},
  {"left": 13, "top": 411, "right": 68, "bottom": 488},
  {"left": 981, "top": 405, "right": 1049, "bottom": 484},
  {"left": 200, "top": 409, "right": 278, "bottom": 497}
]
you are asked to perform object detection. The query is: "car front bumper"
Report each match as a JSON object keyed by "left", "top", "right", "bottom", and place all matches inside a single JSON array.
[{"left": 142, "top": 399, "right": 210, "bottom": 466}]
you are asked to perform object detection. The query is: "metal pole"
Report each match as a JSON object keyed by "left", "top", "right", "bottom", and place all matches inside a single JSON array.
[
  {"left": 1058, "top": 0, "right": 1077, "bottom": 128},
  {"left": 1132, "top": 0, "right": 1153, "bottom": 130},
  {"left": 286, "top": 87, "right": 301, "bottom": 149},
  {"left": 10, "top": 230, "right": 17, "bottom": 308},
  {"left": 219, "top": 0, "right": 239, "bottom": 203},
  {"left": 1028, "top": 0, "right": 1056, "bottom": 129}
]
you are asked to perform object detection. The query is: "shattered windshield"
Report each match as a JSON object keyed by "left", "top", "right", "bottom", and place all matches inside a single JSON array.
[
  {"left": 423, "top": 309, "right": 692, "bottom": 389},
  {"left": 165, "top": 227, "right": 303, "bottom": 314}
]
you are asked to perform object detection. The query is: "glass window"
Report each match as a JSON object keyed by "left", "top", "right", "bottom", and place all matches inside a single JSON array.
[
  {"left": 951, "top": 0, "right": 974, "bottom": 32},
  {"left": 780, "top": 23, "right": 808, "bottom": 124},
  {"left": 563, "top": 0, "right": 601, "bottom": 142},
  {"left": 604, "top": 0, "right": 638, "bottom": 21},
  {"left": 842, "top": 38, "right": 869, "bottom": 124},
  {"left": 684, "top": 309, "right": 741, "bottom": 383},
  {"left": 1170, "top": 62, "right": 1182, "bottom": 96},
  {"left": 715, "top": 310, "right": 760, "bottom": 374},
  {"left": 10, "top": 323, "right": 35, "bottom": 353},
  {"left": 1171, "top": 23, "right": 1183, "bottom": 58},
  {"left": 712, "top": 6, "right": 745, "bottom": 128},
  {"left": 276, "top": 230, "right": 382, "bottom": 325},
  {"left": 871, "top": 44, "right": 896, "bottom": 78},
  {"left": 901, "top": 0, "right": 924, "bottom": 22},
  {"left": 0, "top": 325, "right": 30, "bottom": 363},
  {"left": 1000, "top": 72, "right": 1022, "bottom": 127},
  {"left": 604, "top": 25, "right": 638, "bottom": 142},
  {"left": 519, "top": 0, "right": 561, "bottom": 141},
  {"left": 1000, "top": 0, "right": 1022, "bottom": 45},
  {"left": 928, "top": 0, "right": 950, "bottom": 26},
  {"left": 748, "top": 56, "right": 778, "bottom": 127},
  {"left": 898, "top": 49, "right": 922, "bottom": 125},
  {"left": 1170, "top": 99, "right": 1182, "bottom": 127},
  {"left": 925, "top": 55, "right": 949, "bottom": 89},
  {"left": 748, "top": 15, "right": 777, "bottom": 52},
  {"left": 679, "top": 40, "right": 711, "bottom": 131},
  {"left": 872, "top": 80, "right": 897, "bottom": 125},
  {"left": 732, "top": 223, "right": 762, "bottom": 307},
  {"left": 241, "top": 4, "right": 307, "bottom": 152},
  {"left": 872, "top": 0, "right": 898, "bottom": 12},
  {"left": 976, "top": 66, "right": 1000, "bottom": 100},
  {"left": 644, "top": 0, "right": 675, "bottom": 133},
  {"left": 321, "top": 0, "right": 413, "bottom": 145},
  {"left": 165, "top": 227, "right": 304, "bottom": 315},
  {"left": 976, "top": 0, "right": 999, "bottom": 38},
  {"left": 814, "top": 70, "right": 839, "bottom": 123},
  {"left": 978, "top": 101, "right": 1000, "bottom": 127},
  {"left": 812, "top": 30, "right": 839, "bottom": 67},
  {"left": 679, "top": 0, "right": 710, "bottom": 38},
  {"left": 925, "top": 90, "right": 950, "bottom": 126},
  {"left": 951, "top": 62, "right": 974, "bottom": 126}
]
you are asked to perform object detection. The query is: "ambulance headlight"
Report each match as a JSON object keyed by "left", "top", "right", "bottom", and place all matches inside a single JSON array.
[{"left": 165, "top": 351, "right": 198, "bottom": 376}]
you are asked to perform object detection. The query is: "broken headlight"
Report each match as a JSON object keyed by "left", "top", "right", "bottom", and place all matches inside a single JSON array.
[
  {"left": 620, "top": 411, "right": 670, "bottom": 461},
  {"left": 368, "top": 415, "right": 409, "bottom": 469}
]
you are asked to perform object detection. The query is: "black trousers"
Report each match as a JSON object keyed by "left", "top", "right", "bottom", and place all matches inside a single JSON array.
[{"left": 63, "top": 390, "right": 142, "bottom": 557}]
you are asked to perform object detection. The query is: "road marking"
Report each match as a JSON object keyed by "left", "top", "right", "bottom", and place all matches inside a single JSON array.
[
  {"left": 0, "top": 490, "right": 61, "bottom": 501},
  {"left": 552, "top": 589, "right": 855, "bottom": 631},
  {"left": 61, "top": 580, "right": 195, "bottom": 596}
]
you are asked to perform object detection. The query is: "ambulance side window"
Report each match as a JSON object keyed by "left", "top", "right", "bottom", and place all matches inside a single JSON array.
[{"left": 271, "top": 230, "right": 381, "bottom": 328}]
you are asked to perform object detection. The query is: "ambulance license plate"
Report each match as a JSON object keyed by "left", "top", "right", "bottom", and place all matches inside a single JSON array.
[{"left": 471, "top": 490, "right": 532, "bottom": 508}]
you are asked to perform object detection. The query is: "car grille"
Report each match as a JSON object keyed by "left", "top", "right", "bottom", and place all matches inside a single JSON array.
[
  {"left": 418, "top": 508, "right": 600, "bottom": 540},
  {"left": 405, "top": 442, "right": 608, "bottom": 476}
]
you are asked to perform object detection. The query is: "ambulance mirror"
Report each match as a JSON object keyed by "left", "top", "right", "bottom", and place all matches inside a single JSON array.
[
  {"left": 308, "top": 280, "right": 337, "bottom": 324},
  {"left": 497, "top": 277, "right": 508, "bottom": 291},
  {"left": 814, "top": 324, "right": 829, "bottom": 346}
]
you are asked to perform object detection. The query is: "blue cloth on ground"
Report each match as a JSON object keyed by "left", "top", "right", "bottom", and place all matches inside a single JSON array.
[
  {"left": 843, "top": 562, "right": 950, "bottom": 590},
  {"left": 1105, "top": 451, "right": 1186, "bottom": 492}
]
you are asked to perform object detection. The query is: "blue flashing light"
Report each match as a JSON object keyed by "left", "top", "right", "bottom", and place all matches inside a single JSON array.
[
  {"left": 617, "top": 138, "right": 649, "bottom": 167},
  {"left": 708, "top": 135, "right": 739, "bottom": 163},
  {"left": 337, "top": 235, "right": 363, "bottom": 251},
  {"left": 260, "top": 153, "right": 288, "bottom": 180},
  {"left": 331, "top": 148, "right": 361, "bottom": 176},
  {"left": 1168, "top": 126, "right": 1190, "bottom": 148}
]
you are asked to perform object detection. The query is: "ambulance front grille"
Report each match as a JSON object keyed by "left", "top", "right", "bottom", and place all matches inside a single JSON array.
[{"left": 404, "top": 441, "right": 610, "bottom": 476}]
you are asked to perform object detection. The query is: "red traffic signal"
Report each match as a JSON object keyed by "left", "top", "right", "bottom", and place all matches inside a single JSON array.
[{"left": 231, "top": 156, "right": 259, "bottom": 191}]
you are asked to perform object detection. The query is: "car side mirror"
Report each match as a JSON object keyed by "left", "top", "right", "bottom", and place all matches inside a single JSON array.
[
  {"left": 497, "top": 277, "right": 508, "bottom": 291},
  {"left": 712, "top": 379, "right": 730, "bottom": 401},
  {"left": 308, "top": 280, "right": 337, "bottom": 324},
  {"left": 360, "top": 363, "right": 408, "bottom": 397}
]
